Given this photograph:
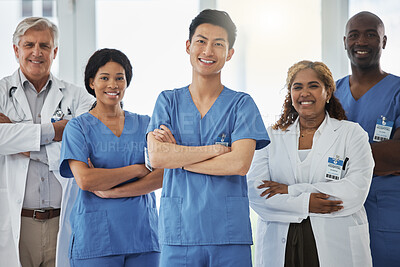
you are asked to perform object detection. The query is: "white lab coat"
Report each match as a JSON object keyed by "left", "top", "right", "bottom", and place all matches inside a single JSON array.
[
  {"left": 0, "top": 70, "right": 94, "bottom": 267},
  {"left": 248, "top": 115, "right": 374, "bottom": 267}
]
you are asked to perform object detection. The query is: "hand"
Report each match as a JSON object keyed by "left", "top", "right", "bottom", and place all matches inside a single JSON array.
[
  {"left": 309, "top": 193, "right": 343, "bottom": 214},
  {"left": 20, "top": 152, "right": 30, "bottom": 157},
  {"left": 258, "top": 180, "right": 288, "bottom": 198},
  {"left": 52, "top": 119, "right": 69, "bottom": 141},
  {"left": 152, "top": 125, "right": 177, "bottom": 144},
  {"left": 87, "top": 158, "right": 94, "bottom": 168},
  {"left": 0, "top": 113, "right": 12, "bottom": 123}
]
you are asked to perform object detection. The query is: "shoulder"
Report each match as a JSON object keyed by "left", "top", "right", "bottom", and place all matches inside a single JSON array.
[
  {"left": 0, "top": 71, "right": 18, "bottom": 93},
  {"left": 52, "top": 76, "right": 86, "bottom": 93},
  {"left": 125, "top": 111, "right": 150, "bottom": 123},
  {"left": 335, "top": 75, "right": 349, "bottom": 91},
  {"left": 332, "top": 118, "right": 367, "bottom": 137}
]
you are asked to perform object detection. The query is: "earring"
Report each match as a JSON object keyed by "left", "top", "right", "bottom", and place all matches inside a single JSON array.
[{"left": 326, "top": 99, "right": 330, "bottom": 104}]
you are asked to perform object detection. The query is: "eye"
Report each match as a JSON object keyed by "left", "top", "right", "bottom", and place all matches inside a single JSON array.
[
  {"left": 367, "top": 33, "right": 377, "bottom": 38},
  {"left": 116, "top": 76, "right": 125, "bottom": 81},
  {"left": 292, "top": 86, "right": 302, "bottom": 91},
  {"left": 197, "top": 39, "right": 205, "bottom": 44},
  {"left": 100, "top": 76, "right": 108, "bottom": 81},
  {"left": 215, "top": 42, "right": 224, "bottom": 47},
  {"left": 348, "top": 33, "right": 358, "bottom": 39}
]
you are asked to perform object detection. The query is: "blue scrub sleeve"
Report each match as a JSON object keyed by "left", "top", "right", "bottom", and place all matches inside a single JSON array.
[
  {"left": 59, "top": 118, "right": 90, "bottom": 178},
  {"left": 231, "top": 95, "right": 269, "bottom": 150},
  {"left": 147, "top": 91, "right": 173, "bottom": 135}
]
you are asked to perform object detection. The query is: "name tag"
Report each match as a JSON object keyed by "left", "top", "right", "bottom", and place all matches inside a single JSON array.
[
  {"left": 215, "top": 133, "right": 230, "bottom": 147},
  {"left": 373, "top": 117, "right": 393, "bottom": 142},
  {"left": 325, "top": 157, "right": 344, "bottom": 181}
]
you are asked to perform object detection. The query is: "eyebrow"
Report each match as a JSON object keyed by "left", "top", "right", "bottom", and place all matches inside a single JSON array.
[
  {"left": 196, "top": 34, "right": 227, "bottom": 42},
  {"left": 98, "top": 72, "right": 125, "bottom": 75}
]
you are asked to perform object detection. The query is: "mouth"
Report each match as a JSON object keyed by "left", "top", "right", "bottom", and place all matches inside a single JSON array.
[
  {"left": 353, "top": 48, "right": 370, "bottom": 56},
  {"left": 104, "top": 91, "right": 120, "bottom": 97},
  {"left": 199, "top": 58, "right": 215, "bottom": 64},
  {"left": 28, "top": 59, "right": 43, "bottom": 64},
  {"left": 300, "top": 101, "right": 314, "bottom": 105}
]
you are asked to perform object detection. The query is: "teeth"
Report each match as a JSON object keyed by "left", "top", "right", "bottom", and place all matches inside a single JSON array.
[
  {"left": 301, "top": 101, "right": 313, "bottom": 105},
  {"left": 105, "top": 92, "right": 118, "bottom": 96},
  {"left": 31, "top": 60, "right": 41, "bottom": 63},
  {"left": 200, "top": 59, "right": 214, "bottom": 64},
  {"left": 356, "top": 51, "right": 368, "bottom": 54}
]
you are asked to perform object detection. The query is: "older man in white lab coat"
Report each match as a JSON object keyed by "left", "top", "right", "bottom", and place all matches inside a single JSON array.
[{"left": 0, "top": 17, "right": 94, "bottom": 267}]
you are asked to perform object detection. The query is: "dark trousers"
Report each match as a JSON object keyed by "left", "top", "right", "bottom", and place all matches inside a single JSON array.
[{"left": 284, "top": 217, "right": 319, "bottom": 267}]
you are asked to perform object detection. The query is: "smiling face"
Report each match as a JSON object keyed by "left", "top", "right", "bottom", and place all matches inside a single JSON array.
[
  {"left": 344, "top": 13, "right": 386, "bottom": 70},
  {"left": 186, "top": 23, "right": 234, "bottom": 78},
  {"left": 291, "top": 68, "right": 330, "bottom": 125},
  {"left": 13, "top": 28, "right": 57, "bottom": 87},
  {"left": 90, "top": 61, "right": 127, "bottom": 108}
]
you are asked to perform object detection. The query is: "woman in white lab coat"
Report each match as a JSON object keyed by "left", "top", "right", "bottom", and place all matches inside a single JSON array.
[{"left": 247, "top": 60, "right": 374, "bottom": 267}]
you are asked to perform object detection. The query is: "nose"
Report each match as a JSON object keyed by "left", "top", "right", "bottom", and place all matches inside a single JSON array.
[
  {"left": 300, "top": 88, "right": 311, "bottom": 97},
  {"left": 355, "top": 34, "right": 368, "bottom": 46},
  {"left": 32, "top": 44, "right": 42, "bottom": 57},
  {"left": 107, "top": 79, "right": 119, "bottom": 89},
  {"left": 203, "top": 43, "right": 214, "bottom": 56}
]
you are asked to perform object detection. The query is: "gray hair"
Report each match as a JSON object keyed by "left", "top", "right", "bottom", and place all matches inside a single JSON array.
[{"left": 13, "top": 17, "right": 59, "bottom": 47}]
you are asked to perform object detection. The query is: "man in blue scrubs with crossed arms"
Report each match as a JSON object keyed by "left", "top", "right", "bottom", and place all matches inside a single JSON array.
[
  {"left": 336, "top": 11, "right": 400, "bottom": 267},
  {"left": 147, "top": 9, "right": 269, "bottom": 267}
]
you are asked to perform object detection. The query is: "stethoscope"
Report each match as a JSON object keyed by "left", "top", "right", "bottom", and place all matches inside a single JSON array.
[{"left": 9, "top": 86, "right": 68, "bottom": 123}]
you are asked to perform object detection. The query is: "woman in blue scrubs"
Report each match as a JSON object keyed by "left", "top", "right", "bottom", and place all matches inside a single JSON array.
[{"left": 59, "top": 48, "right": 162, "bottom": 267}]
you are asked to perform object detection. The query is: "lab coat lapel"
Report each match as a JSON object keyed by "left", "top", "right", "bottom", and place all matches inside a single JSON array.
[
  {"left": 10, "top": 71, "right": 33, "bottom": 121},
  {"left": 282, "top": 122, "right": 299, "bottom": 182},
  {"left": 41, "top": 79, "right": 63, "bottom": 123},
  {"left": 309, "top": 115, "right": 340, "bottom": 181}
]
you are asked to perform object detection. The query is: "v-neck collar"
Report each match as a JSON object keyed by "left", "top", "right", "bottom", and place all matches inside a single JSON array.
[
  {"left": 87, "top": 111, "right": 127, "bottom": 138},
  {"left": 185, "top": 86, "right": 226, "bottom": 120},
  {"left": 346, "top": 74, "right": 391, "bottom": 102}
]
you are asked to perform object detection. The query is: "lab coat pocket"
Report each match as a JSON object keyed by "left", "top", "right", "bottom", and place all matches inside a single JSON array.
[
  {"left": 159, "top": 197, "right": 182, "bottom": 244},
  {"left": 376, "top": 190, "right": 400, "bottom": 232},
  {"left": 226, "top": 196, "right": 252, "bottom": 243},
  {"left": 349, "top": 223, "right": 372, "bottom": 267},
  {"left": 71, "top": 211, "right": 112, "bottom": 259}
]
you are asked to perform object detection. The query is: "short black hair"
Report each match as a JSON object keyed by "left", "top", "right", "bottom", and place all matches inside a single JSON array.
[
  {"left": 189, "top": 9, "right": 237, "bottom": 49},
  {"left": 84, "top": 48, "right": 133, "bottom": 97}
]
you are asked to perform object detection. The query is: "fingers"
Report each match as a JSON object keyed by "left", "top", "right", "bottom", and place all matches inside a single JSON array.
[
  {"left": 0, "top": 113, "right": 12, "bottom": 123},
  {"left": 87, "top": 158, "right": 94, "bottom": 168},
  {"left": 310, "top": 193, "right": 343, "bottom": 213},
  {"left": 152, "top": 125, "right": 177, "bottom": 144}
]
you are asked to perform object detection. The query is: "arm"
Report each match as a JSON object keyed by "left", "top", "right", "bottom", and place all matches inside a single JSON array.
[
  {"left": 288, "top": 125, "right": 374, "bottom": 217},
  {"left": 0, "top": 119, "right": 40, "bottom": 155},
  {"left": 371, "top": 127, "right": 400, "bottom": 175},
  {"left": 68, "top": 159, "right": 150, "bottom": 191},
  {"left": 183, "top": 139, "right": 256, "bottom": 176},
  {"left": 147, "top": 130, "right": 230, "bottom": 169},
  {"left": 93, "top": 168, "right": 163, "bottom": 198}
]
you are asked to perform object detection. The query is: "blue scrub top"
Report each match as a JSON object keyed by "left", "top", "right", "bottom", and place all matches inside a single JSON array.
[
  {"left": 147, "top": 86, "right": 269, "bottom": 246},
  {"left": 336, "top": 74, "right": 400, "bottom": 265},
  {"left": 60, "top": 111, "right": 159, "bottom": 260}
]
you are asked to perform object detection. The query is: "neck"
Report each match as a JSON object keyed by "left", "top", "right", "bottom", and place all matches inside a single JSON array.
[
  {"left": 25, "top": 73, "right": 50, "bottom": 93},
  {"left": 350, "top": 64, "right": 387, "bottom": 84},
  {"left": 190, "top": 72, "right": 223, "bottom": 100},
  {"left": 299, "top": 113, "right": 325, "bottom": 131},
  {"left": 91, "top": 102, "right": 123, "bottom": 119}
]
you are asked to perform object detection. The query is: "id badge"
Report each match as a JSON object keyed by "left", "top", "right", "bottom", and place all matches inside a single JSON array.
[
  {"left": 215, "top": 133, "right": 230, "bottom": 147},
  {"left": 325, "top": 156, "right": 344, "bottom": 181},
  {"left": 144, "top": 147, "right": 153, "bottom": 171},
  {"left": 373, "top": 117, "right": 393, "bottom": 142},
  {"left": 51, "top": 108, "right": 64, "bottom": 123}
]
